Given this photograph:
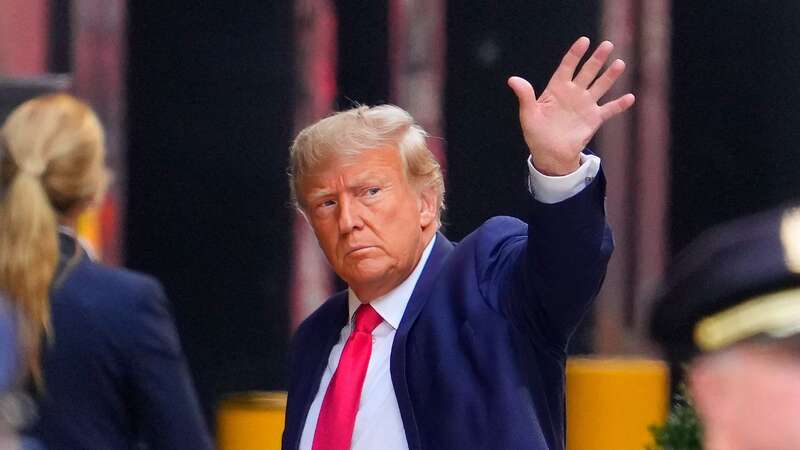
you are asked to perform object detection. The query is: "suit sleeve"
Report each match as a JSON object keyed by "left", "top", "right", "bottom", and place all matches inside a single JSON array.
[
  {"left": 477, "top": 163, "right": 613, "bottom": 351},
  {"left": 127, "top": 280, "right": 213, "bottom": 450}
]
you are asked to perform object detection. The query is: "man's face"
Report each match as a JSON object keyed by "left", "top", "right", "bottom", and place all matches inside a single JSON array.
[
  {"left": 300, "top": 147, "right": 437, "bottom": 301},
  {"left": 689, "top": 344, "right": 800, "bottom": 450}
]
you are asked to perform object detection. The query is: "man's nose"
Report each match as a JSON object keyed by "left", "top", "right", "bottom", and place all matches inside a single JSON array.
[{"left": 337, "top": 196, "right": 364, "bottom": 232}]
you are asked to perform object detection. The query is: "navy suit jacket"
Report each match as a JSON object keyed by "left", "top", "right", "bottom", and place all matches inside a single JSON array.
[
  {"left": 26, "top": 233, "right": 213, "bottom": 450},
  {"left": 284, "top": 169, "right": 613, "bottom": 450}
]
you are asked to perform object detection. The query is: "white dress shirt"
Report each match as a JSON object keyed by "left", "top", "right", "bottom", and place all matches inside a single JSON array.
[{"left": 299, "top": 155, "right": 601, "bottom": 450}]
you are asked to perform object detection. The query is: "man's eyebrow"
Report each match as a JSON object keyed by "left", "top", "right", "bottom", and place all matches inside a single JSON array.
[
  {"left": 306, "top": 188, "right": 334, "bottom": 202},
  {"left": 304, "top": 169, "right": 394, "bottom": 202}
]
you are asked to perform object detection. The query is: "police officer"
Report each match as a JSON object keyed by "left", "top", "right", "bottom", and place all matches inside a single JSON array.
[{"left": 651, "top": 205, "right": 800, "bottom": 450}]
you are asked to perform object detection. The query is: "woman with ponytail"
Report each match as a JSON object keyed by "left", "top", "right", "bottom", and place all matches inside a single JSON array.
[{"left": 0, "top": 94, "right": 212, "bottom": 450}]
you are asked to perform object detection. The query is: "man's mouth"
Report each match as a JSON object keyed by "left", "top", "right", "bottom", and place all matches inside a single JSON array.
[{"left": 346, "top": 245, "right": 375, "bottom": 256}]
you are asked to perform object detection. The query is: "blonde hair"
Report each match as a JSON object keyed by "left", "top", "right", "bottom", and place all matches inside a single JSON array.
[
  {"left": 289, "top": 104, "right": 445, "bottom": 225},
  {"left": 0, "top": 93, "right": 109, "bottom": 384}
]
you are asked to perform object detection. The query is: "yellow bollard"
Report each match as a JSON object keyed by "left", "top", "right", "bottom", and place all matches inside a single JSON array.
[
  {"left": 566, "top": 357, "right": 669, "bottom": 450},
  {"left": 217, "top": 391, "right": 287, "bottom": 450}
]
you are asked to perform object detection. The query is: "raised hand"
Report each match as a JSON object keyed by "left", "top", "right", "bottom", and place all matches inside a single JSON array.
[{"left": 508, "top": 37, "right": 635, "bottom": 176}]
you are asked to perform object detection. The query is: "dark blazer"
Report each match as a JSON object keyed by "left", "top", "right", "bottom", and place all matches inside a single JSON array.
[
  {"left": 283, "top": 170, "right": 613, "bottom": 450},
  {"left": 26, "top": 232, "right": 213, "bottom": 450}
]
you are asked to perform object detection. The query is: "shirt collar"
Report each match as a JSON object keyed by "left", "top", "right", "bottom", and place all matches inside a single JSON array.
[
  {"left": 348, "top": 234, "right": 437, "bottom": 330},
  {"left": 58, "top": 225, "right": 96, "bottom": 261}
]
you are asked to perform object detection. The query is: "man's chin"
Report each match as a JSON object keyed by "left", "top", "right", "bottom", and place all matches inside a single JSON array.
[
  {"left": 347, "top": 271, "right": 389, "bottom": 287},
  {"left": 343, "top": 266, "right": 398, "bottom": 293}
]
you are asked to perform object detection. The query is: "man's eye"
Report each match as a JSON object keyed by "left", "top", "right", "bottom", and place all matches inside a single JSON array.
[
  {"left": 365, "top": 187, "right": 381, "bottom": 197},
  {"left": 319, "top": 200, "right": 336, "bottom": 208}
]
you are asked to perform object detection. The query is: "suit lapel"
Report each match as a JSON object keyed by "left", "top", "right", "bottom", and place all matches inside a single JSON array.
[
  {"left": 287, "top": 292, "right": 348, "bottom": 450},
  {"left": 390, "top": 232, "right": 454, "bottom": 450}
]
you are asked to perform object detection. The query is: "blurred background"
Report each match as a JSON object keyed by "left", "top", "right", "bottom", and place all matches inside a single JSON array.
[{"left": 2, "top": 0, "right": 800, "bottom": 437}]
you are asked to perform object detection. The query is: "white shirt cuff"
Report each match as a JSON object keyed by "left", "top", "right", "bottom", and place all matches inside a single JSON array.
[{"left": 527, "top": 153, "right": 601, "bottom": 204}]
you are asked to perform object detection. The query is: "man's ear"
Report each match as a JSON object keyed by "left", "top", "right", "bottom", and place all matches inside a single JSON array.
[{"left": 418, "top": 186, "right": 438, "bottom": 229}]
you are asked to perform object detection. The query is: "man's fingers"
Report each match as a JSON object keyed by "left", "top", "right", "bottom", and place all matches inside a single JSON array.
[
  {"left": 599, "top": 93, "right": 636, "bottom": 121},
  {"left": 553, "top": 37, "right": 591, "bottom": 82},
  {"left": 573, "top": 41, "right": 614, "bottom": 88},
  {"left": 589, "top": 59, "right": 626, "bottom": 100},
  {"left": 507, "top": 76, "right": 537, "bottom": 111}
]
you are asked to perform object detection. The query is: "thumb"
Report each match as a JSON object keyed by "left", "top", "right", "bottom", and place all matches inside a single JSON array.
[{"left": 507, "top": 76, "right": 537, "bottom": 111}]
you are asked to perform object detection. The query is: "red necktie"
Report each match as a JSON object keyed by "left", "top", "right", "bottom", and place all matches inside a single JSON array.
[{"left": 312, "top": 304, "right": 383, "bottom": 450}]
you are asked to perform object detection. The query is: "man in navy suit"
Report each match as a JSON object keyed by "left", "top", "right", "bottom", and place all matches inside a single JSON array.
[{"left": 283, "top": 37, "right": 635, "bottom": 450}]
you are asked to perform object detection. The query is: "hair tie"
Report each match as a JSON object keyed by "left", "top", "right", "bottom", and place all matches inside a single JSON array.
[
  {"left": 18, "top": 160, "right": 46, "bottom": 178},
  {"left": 0, "top": 139, "right": 45, "bottom": 179}
]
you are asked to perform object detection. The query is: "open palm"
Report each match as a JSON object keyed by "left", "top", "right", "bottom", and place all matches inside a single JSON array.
[{"left": 508, "top": 37, "right": 635, "bottom": 176}]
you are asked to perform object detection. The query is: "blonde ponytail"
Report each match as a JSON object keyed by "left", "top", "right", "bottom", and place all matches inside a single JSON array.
[
  {"left": 0, "top": 93, "right": 108, "bottom": 386},
  {"left": 0, "top": 168, "right": 58, "bottom": 385}
]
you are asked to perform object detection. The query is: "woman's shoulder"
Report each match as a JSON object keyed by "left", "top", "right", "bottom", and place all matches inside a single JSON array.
[
  {"left": 82, "top": 260, "right": 162, "bottom": 293},
  {"left": 55, "top": 232, "right": 166, "bottom": 308},
  {"left": 56, "top": 258, "right": 168, "bottom": 316}
]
